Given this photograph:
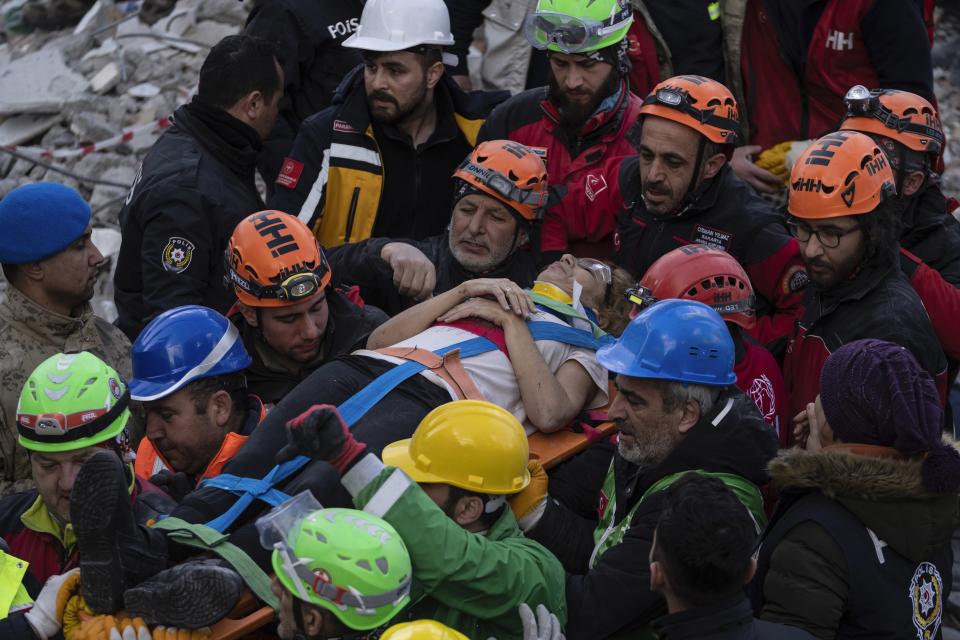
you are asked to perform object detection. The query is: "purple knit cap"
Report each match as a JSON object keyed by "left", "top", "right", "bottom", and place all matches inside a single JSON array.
[{"left": 819, "top": 339, "right": 959, "bottom": 493}]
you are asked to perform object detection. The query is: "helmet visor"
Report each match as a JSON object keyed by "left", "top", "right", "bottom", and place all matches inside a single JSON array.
[{"left": 523, "top": 11, "right": 631, "bottom": 54}]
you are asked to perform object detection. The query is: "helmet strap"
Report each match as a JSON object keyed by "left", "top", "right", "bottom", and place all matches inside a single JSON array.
[{"left": 673, "top": 137, "right": 707, "bottom": 217}]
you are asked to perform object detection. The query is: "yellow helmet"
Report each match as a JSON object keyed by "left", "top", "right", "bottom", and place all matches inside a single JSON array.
[
  {"left": 382, "top": 400, "right": 531, "bottom": 494},
  {"left": 381, "top": 620, "right": 469, "bottom": 640}
]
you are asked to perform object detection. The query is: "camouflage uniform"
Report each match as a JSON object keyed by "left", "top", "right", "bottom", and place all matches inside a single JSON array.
[{"left": 0, "top": 286, "right": 131, "bottom": 496}]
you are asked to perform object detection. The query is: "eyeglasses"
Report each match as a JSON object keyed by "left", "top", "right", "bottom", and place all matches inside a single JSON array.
[
  {"left": 786, "top": 220, "right": 860, "bottom": 249},
  {"left": 523, "top": 10, "right": 632, "bottom": 54}
]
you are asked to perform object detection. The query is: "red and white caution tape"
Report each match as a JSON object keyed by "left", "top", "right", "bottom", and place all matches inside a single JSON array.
[{"left": 2, "top": 115, "right": 172, "bottom": 160}]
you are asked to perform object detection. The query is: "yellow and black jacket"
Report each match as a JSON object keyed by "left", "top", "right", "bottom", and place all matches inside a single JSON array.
[{"left": 268, "top": 67, "right": 507, "bottom": 248}]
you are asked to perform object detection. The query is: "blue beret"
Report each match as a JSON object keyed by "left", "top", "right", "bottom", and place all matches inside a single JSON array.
[{"left": 0, "top": 182, "right": 92, "bottom": 264}]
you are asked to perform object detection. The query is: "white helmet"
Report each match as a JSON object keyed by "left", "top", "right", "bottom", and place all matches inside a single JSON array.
[{"left": 343, "top": 0, "right": 455, "bottom": 53}]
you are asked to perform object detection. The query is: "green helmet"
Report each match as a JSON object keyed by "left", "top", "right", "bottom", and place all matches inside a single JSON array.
[
  {"left": 17, "top": 352, "right": 130, "bottom": 453},
  {"left": 524, "top": 0, "right": 633, "bottom": 54},
  {"left": 270, "top": 508, "right": 412, "bottom": 631}
]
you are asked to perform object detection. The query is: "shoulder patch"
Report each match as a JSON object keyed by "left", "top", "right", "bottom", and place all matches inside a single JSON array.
[
  {"left": 910, "top": 561, "right": 943, "bottom": 639},
  {"left": 276, "top": 157, "right": 305, "bottom": 190},
  {"left": 161, "top": 237, "right": 195, "bottom": 273}
]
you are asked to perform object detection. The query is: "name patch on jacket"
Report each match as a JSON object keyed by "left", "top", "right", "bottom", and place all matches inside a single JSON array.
[
  {"left": 161, "top": 237, "right": 194, "bottom": 273},
  {"left": 276, "top": 157, "right": 304, "bottom": 189},
  {"left": 692, "top": 224, "right": 732, "bottom": 251}
]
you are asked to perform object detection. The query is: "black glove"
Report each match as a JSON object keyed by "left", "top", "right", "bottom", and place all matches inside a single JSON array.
[
  {"left": 150, "top": 470, "right": 194, "bottom": 502},
  {"left": 277, "top": 404, "right": 365, "bottom": 474}
]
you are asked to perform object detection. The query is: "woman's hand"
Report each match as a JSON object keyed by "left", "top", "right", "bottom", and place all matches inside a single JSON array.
[
  {"left": 438, "top": 297, "right": 528, "bottom": 328},
  {"left": 456, "top": 278, "right": 535, "bottom": 317}
]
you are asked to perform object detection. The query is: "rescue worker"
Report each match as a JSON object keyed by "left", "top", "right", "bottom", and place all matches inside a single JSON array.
[
  {"left": 781, "top": 130, "right": 947, "bottom": 435},
  {"left": 226, "top": 211, "right": 387, "bottom": 405},
  {"left": 612, "top": 75, "right": 807, "bottom": 353},
  {"left": 327, "top": 140, "right": 544, "bottom": 315},
  {"left": 243, "top": 0, "right": 364, "bottom": 186},
  {"left": 733, "top": 0, "right": 935, "bottom": 194},
  {"left": 649, "top": 474, "right": 814, "bottom": 639},
  {"left": 477, "top": 0, "right": 642, "bottom": 260},
  {"left": 267, "top": 0, "right": 506, "bottom": 248},
  {"left": 755, "top": 339, "right": 960, "bottom": 639},
  {"left": 260, "top": 505, "right": 412, "bottom": 640},
  {"left": 278, "top": 399, "right": 568, "bottom": 639},
  {"left": 0, "top": 183, "right": 131, "bottom": 495},
  {"left": 839, "top": 87, "right": 960, "bottom": 363},
  {"left": 626, "top": 245, "right": 788, "bottom": 445},
  {"left": 447, "top": 0, "right": 734, "bottom": 99},
  {"left": 510, "top": 299, "right": 778, "bottom": 638},
  {"left": 114, "top": 35, "right": 284, "bottom": 340},
  {"left": 0, "top": 353, "right": 173, "bottom": 600},
  {"left": 130, "top": 306, "right": 263, "bottom": 499}
]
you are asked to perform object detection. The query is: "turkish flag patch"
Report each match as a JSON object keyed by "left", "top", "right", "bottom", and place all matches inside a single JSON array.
[{"left": 276, "top": 157, "right": 304, "bottom": 189}]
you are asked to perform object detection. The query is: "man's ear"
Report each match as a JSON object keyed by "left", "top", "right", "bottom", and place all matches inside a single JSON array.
[
  {"left": 743, "top": 557, "right": 757, "bottom": 585},
  {"left": 302, "top": 604, "right": 325, "bottom": 637},
  {"left": 902, "top": 170, "right": 926, "bottom": 197},
  {"left": 245, "top": 90, "right": 266, "bottom": 120},
  {"left": 676, "top": 398, "right": 701, "bottom": 434},
  {"left": 650, "top": 559, "right": 667, "bottom": 593},
  {"left": 702, "top": 152, "right": 728, "bottom": 181},
  {"left": 209, "top": 389, "right": 235, "bottom": 430},
  {"left": 19, "top": 261, "right": 44, "bottom": 283},
  {"left": 453, "top": 495, "right": 485, "bottom": 527},
  {"left": 237, "top": 301, "right": 259, "bottom": 328},
  {"left": 425, "top": 61, "right": 444, "bottom": 90}
]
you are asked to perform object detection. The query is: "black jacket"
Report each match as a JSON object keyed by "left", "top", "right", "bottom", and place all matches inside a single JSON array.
[
  {"left": 114, "top": 102, "right": 264, "bottom": 340},
  {"left": 613, "top": 161, "right": 807, "bottom": 353},
  {"left": 229, "top": 288, "right": 388, "bottom": 405},
  {"left": 243, "top": 0, "right": 364, "bottom": 183},
  {"left": 327, "top": 234, "right": 538, "bottom": 316},
  {"left": 528, "top": 389, "right": 778, "bottom": 639},
  {"left": 652, "top": 595, "right": 815, "bottom": 639}
]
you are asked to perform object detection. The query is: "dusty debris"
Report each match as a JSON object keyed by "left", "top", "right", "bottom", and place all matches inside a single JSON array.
[
  {"left": 0, "top": 47, "right": 89, "bottom": 116},
  {"left": 0, "top": 114, "right": 61, "bottom": 146}
]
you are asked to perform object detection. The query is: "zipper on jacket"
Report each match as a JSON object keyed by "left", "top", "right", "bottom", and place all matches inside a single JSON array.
[{"left": 344, "top": 187, "right": 360, "bottom": 243}]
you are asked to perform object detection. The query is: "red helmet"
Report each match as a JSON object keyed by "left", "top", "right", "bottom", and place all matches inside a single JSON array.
[{"left": 627, "top": 244, "right": 755, "bottom": 329}]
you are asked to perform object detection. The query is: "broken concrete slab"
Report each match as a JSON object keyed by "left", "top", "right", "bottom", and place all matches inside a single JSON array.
[
  {"left": 0, "top": 113, "right": 61, "bottom": 146},
  {"left": 0, "top": 48, "right": 90, "bottom": 116},
  {"left": 183, "top": 19, "right": 235, "bottom": 47},
  {"left": 127, "top": 82, "right": 161, "bottom": 98},
  {"left": 70, "top": 111, "right": 116, "bottom": 142},
  {"left": 90, "top": 61, "right": 121, "bottom": 94},
  {"left": 81, "top": 37, "right": 119, "bottom": 62}
]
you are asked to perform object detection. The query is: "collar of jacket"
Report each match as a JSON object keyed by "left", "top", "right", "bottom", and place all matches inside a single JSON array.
[
  {"left": 651, "top": 594, "right": 754, "bottom": 639},
  {"left": 20, "top": 493, "right": 75, "bottom": 550},
  {"left": 4, "top": 285, "right": 95, "bottom": 340},
  {"left": 900, "top": 184, "right": 947, "bottom": 243},
  {"left": 174, "top": 101, "right": 262, "bottom": 182},
  {"left": 806, "top": 258, "right": 897, "bottom": 321},
  {"left": 539, "top": 77, "right": 631, "bottom": 140}
]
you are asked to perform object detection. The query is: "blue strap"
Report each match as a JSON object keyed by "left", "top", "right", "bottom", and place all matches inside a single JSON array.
[{"left": 200, "top": 324, "right": 608, "bottom": 533}]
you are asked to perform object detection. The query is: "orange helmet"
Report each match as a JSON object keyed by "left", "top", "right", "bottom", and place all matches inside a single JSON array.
[
  {"left": 787, "top": 131, "right": 896, "bottom": 219},
  {"left": 226, "top": 210, "right": 331, "bottom": 308},
  {"left": 841, "top": 86, "right": 944, "bottom": 155},
  {"left": 640, "top": 75, "right": 740, "bottom": 145},
  {"left": 452, "top": 140, "right": 548, "bottom": 224},
  {"left": 626, "top": 245, "right": 755, "bottom": 329}
]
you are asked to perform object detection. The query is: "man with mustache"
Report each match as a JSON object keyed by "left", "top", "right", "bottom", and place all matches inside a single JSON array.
[
  {"left": 476, "top": 0, "right": 641, "bottom": 261},
  {"left": 509, "top": 299, "right": 777, "bottom": 638},
  {"left": 268, "top": 0, "right": 506, "bottom": 250},
  {"left": 612, "top": 75, "right": 807, "bottom": 354},
  {"left": 327, "top": 140, "right": 544, "bottom": 315},
  {"left": 781, "top": 130, "right": 946, "bottom": 443},
  {"left": 0, "top": 183, "right": 131, "bottom": 496}
]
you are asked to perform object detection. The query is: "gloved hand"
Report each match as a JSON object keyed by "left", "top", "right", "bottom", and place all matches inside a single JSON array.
[
  {"left": 276, "top": 404, "right": 366, "bottom": 474},
  {"left": 519, "top": 603, "right": 565, "bottom": 640},
  {"left": 754, "top": 139, "right": 814, "bottom": 183},
  {"left": 150, "top": 470, "right": 194, "bottom": 502},
  {"left": 509, "top": 460, "right": 549, "bottom": 523},
  {"left": 66, "top": 615, "right": 151, "bottom": 640},
  {"left": 24, "top": 568, "right": 82, "bottom": 639}
]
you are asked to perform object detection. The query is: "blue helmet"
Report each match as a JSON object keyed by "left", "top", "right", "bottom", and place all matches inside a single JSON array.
[
  {"left": 129, "top": 306, "right": 252, "bottom": 402},
  {"left": 597, "top": 299, "right": 736, "bottom": 386}
]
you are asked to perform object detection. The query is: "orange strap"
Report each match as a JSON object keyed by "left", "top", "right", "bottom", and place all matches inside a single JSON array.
[{"left": 376, "top": 346, "right": 485, "bottom": 401}]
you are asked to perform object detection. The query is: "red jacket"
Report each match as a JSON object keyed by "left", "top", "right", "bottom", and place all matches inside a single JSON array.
[
  {"left": 736, "top": 336, "right": 789, "bottom": 448},
  {"left": 477, "top": 80, "right": 643, "bottom": 259}
]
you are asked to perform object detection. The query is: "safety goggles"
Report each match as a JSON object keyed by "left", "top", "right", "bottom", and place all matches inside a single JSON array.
[
  {"left": 523, "top": 10, "right": 632, "bottom": 54},
  {"left": 641, "top": 88, "right": 740, "bottom": 139},
  {"left": 225, "top": 251, "right": 331, "bottom": 303},
  {"left": 577, "top": 258, "right": 612, "bottom": 286},
  {"left": 456, "top": 158, "right": 546, "bottom": 220},
  {"left": 844, "top": 85, "right": 944, "bottom": 147}
]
